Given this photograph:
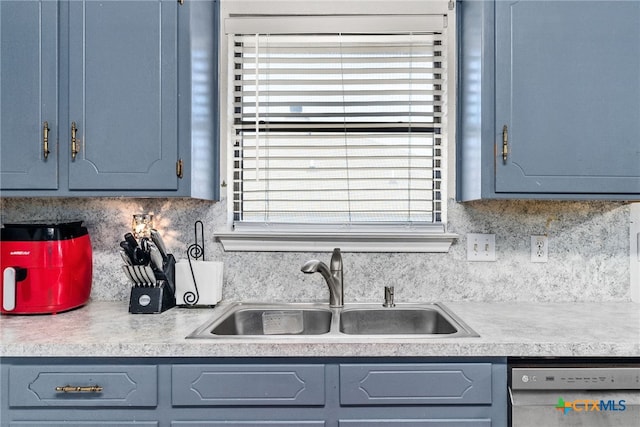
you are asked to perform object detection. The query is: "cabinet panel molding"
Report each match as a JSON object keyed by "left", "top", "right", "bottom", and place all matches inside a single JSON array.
[
  {"left": 340, "top": 363, "right": 492, "bottom": 405},
  {"left": 172, "top": 364, "right": 326, "bottom": 406}
]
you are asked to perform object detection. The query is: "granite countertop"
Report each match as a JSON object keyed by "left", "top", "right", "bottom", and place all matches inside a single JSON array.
[{"left": 1, "top": 300, "right": 639, "bottom": 358}]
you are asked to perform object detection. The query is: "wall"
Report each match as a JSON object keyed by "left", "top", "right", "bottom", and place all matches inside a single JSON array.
[{"left": 0, "top": 197, "right": 631, "bottom": 303}]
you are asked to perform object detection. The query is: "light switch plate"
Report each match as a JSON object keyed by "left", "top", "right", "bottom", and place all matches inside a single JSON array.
[{"left": 466, "top": 233, "right": 496, "bottom": 261}]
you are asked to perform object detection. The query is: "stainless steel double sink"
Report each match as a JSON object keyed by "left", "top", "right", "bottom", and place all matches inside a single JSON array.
[{"left": 187, "top": 302, "right": 479, "bottom": 339}]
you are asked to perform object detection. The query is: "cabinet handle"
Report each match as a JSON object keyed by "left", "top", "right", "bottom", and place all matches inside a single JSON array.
[
  {"left": 502, "top": 125, "right": 509, "bottom": 163},
  {"left": 71, "top": 121, "right": 79, "bottom": 160},
  {"left": 55, "top": 385, "right": 103, "bottom": 393},
  {"left": 176, "top": 159, "right": 184, "bottom": 179},
  {"left": 43, "top": 121, "right": 50, "bottom": 160}
]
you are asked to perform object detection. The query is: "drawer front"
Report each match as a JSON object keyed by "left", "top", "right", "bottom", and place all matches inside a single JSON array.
[
  {"left": 340, "top": 363, "right": 493, "bottom": 405},
  {"left": 9, "top": 365, "right": 158, "bottom": 408},
  {"left": 10, "top": 423, "right": 158, "bottom": 427},
  {"left": 339, "top": 420, "right": 491, "bottom": 426},
  {"left": 172, "top": 422, "right": 325, "bottom": 427},
  {"left": 172, "top": 364, "right": 325, "bottom": 406}
]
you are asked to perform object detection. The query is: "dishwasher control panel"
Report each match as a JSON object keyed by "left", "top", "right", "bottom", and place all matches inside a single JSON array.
[{"left": 512, "top": 368, "right": 640, "bottom": 390}]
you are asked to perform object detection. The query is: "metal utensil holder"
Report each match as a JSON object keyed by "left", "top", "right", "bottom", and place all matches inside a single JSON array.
[{"left": 129, "top": 254, "right": 176, "bottom": 314}]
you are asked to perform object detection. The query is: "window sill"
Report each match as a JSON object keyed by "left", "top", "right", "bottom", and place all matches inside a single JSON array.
[{"left": 216, "top": 231, "right": 458, "bottom": 253}]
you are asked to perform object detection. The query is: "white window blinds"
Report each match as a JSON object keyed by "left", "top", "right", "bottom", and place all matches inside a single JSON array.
[{"left": 230, "top": 16, "right": 448, "bottom": 226}]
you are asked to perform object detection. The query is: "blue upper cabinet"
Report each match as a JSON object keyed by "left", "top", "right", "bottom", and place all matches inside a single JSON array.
[
  {"left": 457, "top": 0, "right": 640, "bottom": 201},
  {"left": 67, "top": 0, "right": 178, "bottom": 191},
  {"left": 0, "top": 0, "right": 59, "bottom": 190},
  {"left": 0, "top": 0, "right": 219, "bottom": 199}
]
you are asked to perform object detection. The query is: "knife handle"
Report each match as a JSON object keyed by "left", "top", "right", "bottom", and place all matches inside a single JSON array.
[
  {"left": 150, "top": 229, "right": 168, "bottom": 260},
  {"left": 134, "top": 247, "right": 149, "bottom": 266},
  {"left": 119, "top": 249, "right": 133, "bottom": 266},
  {"left": 124, "top": 232, "right": 139, "bottom": 248},
  {"left": 149, "top": 245, "right": 164, "bottom": 271},
  {"left": 119, "top": 241, "right": 136, "bottom": 265}
]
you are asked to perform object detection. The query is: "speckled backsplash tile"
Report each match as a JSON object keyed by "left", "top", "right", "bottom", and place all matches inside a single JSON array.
[{"left": 0, "top": 197, "right": 631, "bottom": 303}]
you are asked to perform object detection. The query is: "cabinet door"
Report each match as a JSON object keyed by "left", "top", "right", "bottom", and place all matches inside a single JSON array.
[
  {"left": 0, "top": 0, "right": 58, "bottom": 190},
  {"left": 67, "top": 0, "right": 179, "bottom": 191},
  {"left": 495, "top": 0, "right": 640, "bottom": 194}
]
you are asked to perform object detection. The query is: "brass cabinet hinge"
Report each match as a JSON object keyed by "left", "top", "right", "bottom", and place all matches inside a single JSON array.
[
  {"left": 176, "top": 159, "right": 184, "bottom": 179},
  {"left": 71, "top": 121, "right": 79, "bottom": 160},
  {"left": 502, "top": 125, "right": 509, "bottom": 163},
  {"left": 42, "top": 121, "right": 50, "bottom": 160}
]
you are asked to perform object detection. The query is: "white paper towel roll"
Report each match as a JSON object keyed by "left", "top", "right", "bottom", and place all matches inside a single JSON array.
[{"left": 175, "top": 260, "right": 223, "bottom": 306}]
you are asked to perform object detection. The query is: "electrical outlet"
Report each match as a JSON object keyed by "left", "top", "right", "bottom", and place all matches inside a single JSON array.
[
  {"left": 467, "top": 233, "right": 496, "bottom": 261},
  {"left": 531, "top": 235, "right": 548, "bottom": 263}
]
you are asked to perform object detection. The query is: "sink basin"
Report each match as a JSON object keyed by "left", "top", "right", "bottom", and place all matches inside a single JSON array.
[
  {"left": 188, "top": 303, "right": 333, "bottom": 337},
  {"left": 187, "top": 302, "right": 478, "bottom": 339},
  {"left": 340, "top": 308, "right": 458, "bottom": 335}
]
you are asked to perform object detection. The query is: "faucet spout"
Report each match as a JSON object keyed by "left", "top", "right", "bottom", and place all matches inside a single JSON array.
[
  {"left": 301, "top": 248, "right": 344, "bottom": 308},
  {"left": 301, "top": 260, "right": 333, "bottom": 284}
]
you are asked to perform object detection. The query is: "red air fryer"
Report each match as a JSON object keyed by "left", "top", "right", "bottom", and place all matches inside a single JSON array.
[{"left": 1, "top": 221, "right": 92, "bottom": 314}]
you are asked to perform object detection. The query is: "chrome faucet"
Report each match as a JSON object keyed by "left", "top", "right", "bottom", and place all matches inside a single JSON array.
[{"left": 301, "top": 248, "right": 344, "bottom": 308}]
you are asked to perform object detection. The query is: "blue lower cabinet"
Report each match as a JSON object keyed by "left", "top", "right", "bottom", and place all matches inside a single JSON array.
[{"left": 1, "top": 358, "right": 507, "bottom": 426}]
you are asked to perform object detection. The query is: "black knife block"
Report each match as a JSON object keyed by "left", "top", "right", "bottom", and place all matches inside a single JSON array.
[{"left": 129, "top": 254, "right": 176, "bottom": 314}]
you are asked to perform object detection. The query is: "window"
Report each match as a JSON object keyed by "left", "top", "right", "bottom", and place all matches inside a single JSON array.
[{"left": 219, "top": 2, "right": 457, "bottom": 252}]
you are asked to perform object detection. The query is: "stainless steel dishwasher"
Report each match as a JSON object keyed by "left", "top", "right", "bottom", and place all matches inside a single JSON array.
[{"left": 509, "top": 359, "right": 640, "bottom": 427}]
